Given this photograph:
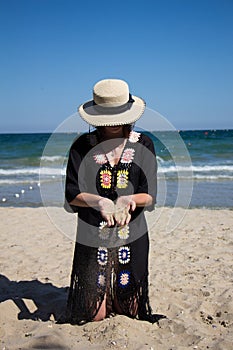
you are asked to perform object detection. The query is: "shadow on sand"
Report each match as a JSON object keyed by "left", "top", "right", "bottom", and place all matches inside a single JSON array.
[{"left": 0, "top": 274, "right": 68, "bottom": 322}]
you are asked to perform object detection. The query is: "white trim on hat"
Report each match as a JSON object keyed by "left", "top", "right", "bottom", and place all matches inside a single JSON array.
[{"left": 78, "top": 79, "right": 146, "bottom": 126}]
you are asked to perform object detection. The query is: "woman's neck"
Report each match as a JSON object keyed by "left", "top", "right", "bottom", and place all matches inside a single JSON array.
[{"left": 102, "top": 127, "right": 124, "bottom": 140}]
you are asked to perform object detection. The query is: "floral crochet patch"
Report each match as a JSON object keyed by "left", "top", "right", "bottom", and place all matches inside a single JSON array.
[
  {"left": 119, "top": 270, "right": 130, "bottom": 288},
  {"left": 118, "top": 246, "right": 130, "bottom": 264},
  {"left": 129, "top": 131, "right": 141, "bottom": 143},
  {"left": 117, "top": 169, "right": 129, "bottom": 188},
  {"left": 93, "top": 153, "right": 108, "bottom": 165},
  {"left": 100, "top": 170, "right": 112, "bottom": 188},
  {"left": 118, "top": 225, "right": 130, "bottom": 240},
  {"left": 97, "top": 247, "right": 108, "bottom": 266},
  {"left": 99, "top": 221, "right": 110, "bottom": 240},
  {"left": 121, "top": 148, "right": 135, "bottom": 164},
  {"left": 97, "top": 272, "right": 106, "bottom": 288}
]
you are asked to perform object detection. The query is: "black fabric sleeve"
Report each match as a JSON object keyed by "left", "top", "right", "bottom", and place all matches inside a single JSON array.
[
  {"left": 136, "top": 134, "right": 157, "bottom": 211},
  {"left": 64, "top": 135, "right": 88, "bottom": 212},
  {"left": 65, "top": 148, "right": 81, "bottom": 201}
]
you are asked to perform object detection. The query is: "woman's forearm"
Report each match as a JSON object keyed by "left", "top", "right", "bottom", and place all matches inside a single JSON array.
[
  {"left": 130, "top": 193, "right": 153, "bottom": 207},
  {"left": 69, "top": 192, "right": 153, "bottom": 209},
  {"left": 70, "top": 193, "right": 115, "bottom": 226},
  {"left": 69, "top": 192, "right": 102, "bottom": 208}
]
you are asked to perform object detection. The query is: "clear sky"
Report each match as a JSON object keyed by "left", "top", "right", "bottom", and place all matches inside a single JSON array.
[{"left": 1, "top": 0, "right": 233, "bottom": 133}]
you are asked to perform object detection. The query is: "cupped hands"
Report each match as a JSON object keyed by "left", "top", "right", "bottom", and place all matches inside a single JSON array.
[{"left": 98, "top": 196, "right": 136, "bottom": 227}]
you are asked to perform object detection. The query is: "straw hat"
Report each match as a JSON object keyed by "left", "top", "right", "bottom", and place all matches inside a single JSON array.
[{"left": 78, "top": 79, "right": 145, "bottom": 126}]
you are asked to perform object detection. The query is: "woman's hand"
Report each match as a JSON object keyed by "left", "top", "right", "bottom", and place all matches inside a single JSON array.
[
  {"left": 115, "top": 196, "right": 136, "bottom": 226},
  {"left": 98, "top": 198, "right": 115, "bottom": 227}
]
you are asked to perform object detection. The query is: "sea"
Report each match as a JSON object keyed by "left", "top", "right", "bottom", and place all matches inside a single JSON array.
[{"left": 0, "top": 130, "right": 232, "bottom": 209}]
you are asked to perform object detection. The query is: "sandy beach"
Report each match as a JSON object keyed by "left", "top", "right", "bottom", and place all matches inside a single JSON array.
[{"left": 0, "top": 206, "right": 233, "bottom": 350}]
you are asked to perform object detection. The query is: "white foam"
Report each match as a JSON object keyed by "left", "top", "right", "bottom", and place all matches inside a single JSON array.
[
  {"left": 0, "top": 163, "right": 232, "bottom": 183},
  {"left": 40, "top": 156, "right": 65, "bottom": 162},
  {"left": 156, "top": 156, "right": 165, "bottom": 164},
  {"left": 192, "top": 174, "right": 233, "bottom": 180},
  {"left": 0, "top": 167, "right": 65, "bottom": 176},
  {"left": 158, "top": 164, "right": 233, "bottom": 173}
]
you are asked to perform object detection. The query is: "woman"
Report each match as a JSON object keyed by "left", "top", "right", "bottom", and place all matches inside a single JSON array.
[{"left": 65, "top": 79, "right": 160, "bottom": 324}]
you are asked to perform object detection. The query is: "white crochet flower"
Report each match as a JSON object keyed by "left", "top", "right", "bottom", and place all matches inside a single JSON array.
[
  {"left": 99, "top": 221, "right": 110, "bottom": 240},
  {"left": 97, "top": 273, "right": 106, "bottom": 287},
  {"left": 93, "top": 153, "right": 108, "bottom": 164},
  {"left": 118, "top": 225, "right": 130, "bottom": 240},
  {"left": 121, "top": 148, "right": 135, "bottom": 163},
  {"left": 119, "top": 271, "right": 130, "bottom": 287},
  {"left": 118, "top": 246, "right": 130, "bottom": 264},
  {"left": 97, "top": 247, "right": 108, "bottom": 266},
  {"left": 129, "top": 131, "right": 141, "bottom": 143}
]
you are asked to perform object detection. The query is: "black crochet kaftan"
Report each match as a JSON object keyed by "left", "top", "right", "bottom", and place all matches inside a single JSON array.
[{"left": 65, "top": 130, "right": 158, "bottom": 324}]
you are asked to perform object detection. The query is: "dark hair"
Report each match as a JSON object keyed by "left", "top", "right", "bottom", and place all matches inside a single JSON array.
[{"left": 96, "top": 124, "right": 133, "bottom": 139}]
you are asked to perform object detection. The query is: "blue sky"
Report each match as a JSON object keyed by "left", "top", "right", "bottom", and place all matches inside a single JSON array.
[{"left": 1, "top": 0, "right": 233, "bottom": 132}]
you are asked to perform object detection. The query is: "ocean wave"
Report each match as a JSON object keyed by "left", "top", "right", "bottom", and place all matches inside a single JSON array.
[
  {"left": 0, "top": 179, "right": 39, "bottom": 185},
  {"left": 40, "top": 167, "right": 66, "bottom": 176},
  {"left": 0, "top": 163, "right": 233, "bottom": 178},
  {"left": 158, "top": 164, "right": 233, "bottom": 173},
  {"left": 156, "top": 156, "right": 165, "bottom": 164},
  {"left": 0, "top": 167, "right": 65, "bottom": 176},
  {"left": 192, "top": 174, "right": 233, "bottom": 180},
  {"left": 40, "top": 156, "right": 66, "bottom": 162},
  {"left": 157, "top": 174, "right": 233, "bottom": 180}
]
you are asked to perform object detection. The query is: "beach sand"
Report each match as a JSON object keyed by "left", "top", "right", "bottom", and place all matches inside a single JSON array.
[{"left": 0, "top": 206, "right": 233, "bottom": 350}]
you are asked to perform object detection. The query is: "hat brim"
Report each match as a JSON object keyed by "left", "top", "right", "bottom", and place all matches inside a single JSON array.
[{"left": 78, "top": 95, "right": 145, "bottom": 126}]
